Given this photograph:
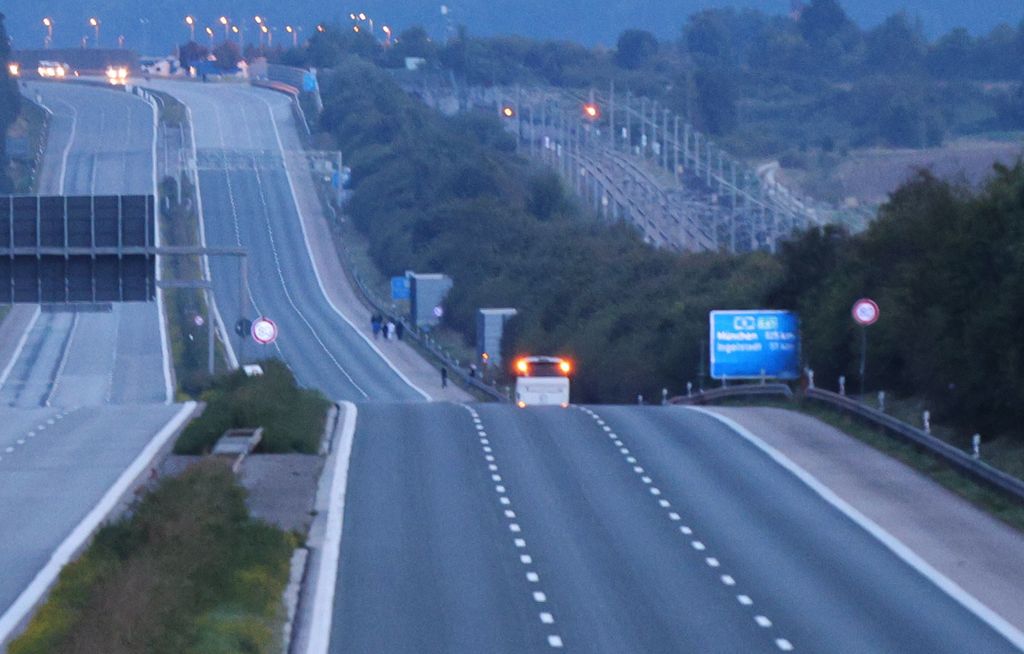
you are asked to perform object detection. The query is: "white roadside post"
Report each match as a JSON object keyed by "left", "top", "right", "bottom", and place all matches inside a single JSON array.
[{"left": 972, "top": 434, "right": 981, "bottom": 460}]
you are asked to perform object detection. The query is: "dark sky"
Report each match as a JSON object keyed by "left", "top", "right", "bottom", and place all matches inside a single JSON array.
[{"left": 5, "top": 1, "right": 1023, "bottom": 55}]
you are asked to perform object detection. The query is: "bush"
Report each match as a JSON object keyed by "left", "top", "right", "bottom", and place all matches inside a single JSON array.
[
  {"left": 174, "top": 360, "right": 330, "bottom": 454},
  {"left": 9, "top": 461, "right": 293, "bottom": 654}
]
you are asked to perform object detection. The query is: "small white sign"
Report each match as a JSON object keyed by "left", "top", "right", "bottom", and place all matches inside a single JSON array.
[
  {"left": 251, "top": 316, "right": 278, "bottom": 345},
  {"left": 852, "top": 298, "right": 880, "bottom": 326},
  {"left": 433, "top": 305, "right": 444, "bottom": 318},
  {"left": 193, "top": 314, "right": 205, "bottom": 327}
]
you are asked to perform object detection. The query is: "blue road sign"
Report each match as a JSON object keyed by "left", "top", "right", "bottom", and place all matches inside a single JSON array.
[
  {"left": 391, "top": 276, "right": 411, "bottom": 301},
  {"left": 302, "top": 72, "right": 319, "bottom": 93},
  {"left": 709, "top": 310, "right": 800, "bottom": 380}
]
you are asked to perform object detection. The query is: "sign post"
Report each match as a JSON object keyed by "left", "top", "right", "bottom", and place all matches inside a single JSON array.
[
  {"left": 709, "top": 310, "right": 800, "bottom": 381},
  {"left": 851, "top": 298, "right": 880, "bottom": 397}
]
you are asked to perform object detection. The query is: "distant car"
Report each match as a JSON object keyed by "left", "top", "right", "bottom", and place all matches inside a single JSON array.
[
  {"left": 36, "top": 61, "right": 69, "bottom": 79},
  {"left": 105, "top": 66, "right": 129, "bottom": 85}
]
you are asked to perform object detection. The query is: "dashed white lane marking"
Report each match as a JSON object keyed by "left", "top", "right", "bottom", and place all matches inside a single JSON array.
[
  {"left": 463, "top": 406, "right": 563, "bottom": 650},
  {"left": 579, "top": 406, "right": 795, "bottom": 652}
]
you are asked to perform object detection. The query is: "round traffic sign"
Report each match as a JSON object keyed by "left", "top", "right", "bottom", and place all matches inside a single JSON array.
[
  {"left": 251, "top": 316, "right": 278, "bottom": 344},
  {"left": 433, "top": 305, "right": 444, "bottom": 318},
  {"left": 852, "top": 298, "right": 880, "bottom": 326},
  {"left": 193, "top": 314, "right": 205, "bottom": 327}
]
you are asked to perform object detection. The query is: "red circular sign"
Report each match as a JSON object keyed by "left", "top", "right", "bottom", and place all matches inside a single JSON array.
[
  {"left": 852, "top": 299, "right": 880, "bottom": 326},
  {"left": 251, "top": 316, "right": 278, "bottom": 344}
]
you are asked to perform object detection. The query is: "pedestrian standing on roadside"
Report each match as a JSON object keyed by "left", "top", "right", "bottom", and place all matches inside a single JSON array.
[
  {"left": 386, "top": 319, "right": 396, "bottom": 340},
  {"left": 371, "top": 314, "right": 382, "bottom": 339},
  {"left": 395, "top": 321, "right": 404, "bottom": 340},
  {"left": 441, "top": 366, "right": 448, "bottom": 388},
  {"left": 381, "top": 321, "right": 391, "bottom": 340}
]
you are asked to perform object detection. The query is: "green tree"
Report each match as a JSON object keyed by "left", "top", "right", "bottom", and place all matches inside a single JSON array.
[
  {"left": 615, "top": 29, "right": 659, "bottom": 70},
  {"left": 0, "top": 12, "right": 20, "bottom": 193}
]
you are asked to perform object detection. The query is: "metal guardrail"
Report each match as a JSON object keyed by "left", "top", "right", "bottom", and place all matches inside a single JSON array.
[
  {"left": 806, "top": 387, "right": 1024, "bottom": 506},
  {"left": 670, "top": 383, "right": 793, "bottom": 405}
]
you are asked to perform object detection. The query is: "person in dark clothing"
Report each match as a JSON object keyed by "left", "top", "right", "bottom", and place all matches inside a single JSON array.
[
  {"left": 371, "top": 314, "right": 382, "bottom": 338},
  {"left": 395, "top": 321, "right": 404, "bottom": 340},
  {"left": 441, "top": 366, "right": 448, "bottom": 388}
]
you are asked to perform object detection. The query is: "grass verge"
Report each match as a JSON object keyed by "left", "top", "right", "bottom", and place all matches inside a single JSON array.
[
  {"left": 174, "top": 359, "right": 331, "bottom": 455},
  {"left": 9, "top": 461, "right": 295, "bottom": 654}
]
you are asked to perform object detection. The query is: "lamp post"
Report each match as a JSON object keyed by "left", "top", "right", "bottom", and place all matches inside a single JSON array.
[
  {"left": 205, "top": 26, "right": 214, "bottom": 48},
  {"left": 382, "top": 24, "right": 392, "bottom": 46},
  {"left": 185, "top": 15, "right": 195, "bottom": 41},
  {"left": 285, "top": 25, "right": 300, "bottom": 47},
  {"left": 220, "top": 17, "right": 230, "bottom": 40},
  {"left": 254, "top": 16, "right": 264, "bottom": 47},
  {"left": 42, "top": 18, "right": 53, "bottom": 48},
  {"left": 88, "top": 17, "right": 100, "bottom": 47}
]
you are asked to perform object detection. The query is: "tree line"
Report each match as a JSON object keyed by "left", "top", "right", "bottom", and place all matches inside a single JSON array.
[
  {"left": 316, "top": 55, "right": 1024, "bottom": 446},
  {"left": 283, "top": 0, "right": 1024, "bottom": 160}
]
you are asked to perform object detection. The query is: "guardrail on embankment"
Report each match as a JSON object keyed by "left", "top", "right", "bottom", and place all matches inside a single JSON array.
[
  {"left": 670, "top": 383, "right": 794, "bottom": 405},
  {"left": 670, "top": 382, "right": 1024, "bottom": 506},
  {"left": 804, "top": 387, "right": 1024, "bottom": 507}
]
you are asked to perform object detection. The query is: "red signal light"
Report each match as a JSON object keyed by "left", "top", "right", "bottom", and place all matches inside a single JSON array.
[{"left": 582, "top": 103, "right": 600, "bottom": 120}]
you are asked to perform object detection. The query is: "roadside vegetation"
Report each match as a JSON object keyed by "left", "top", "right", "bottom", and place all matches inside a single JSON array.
[
  {"left": 283, "top": 0, "right": 1024, "bottom": 170},
  {"left": 9, "top": 461, "right": 294, "bottom": 654},
  {"left": 0, "top": 12, "right": 22, "bottom": 193},
  {"left": 174, "top": 360, "right": 330, "bottom": 455}
]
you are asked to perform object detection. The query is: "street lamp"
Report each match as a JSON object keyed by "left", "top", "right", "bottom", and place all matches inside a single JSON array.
[
  {"left": 42, "top": 17, "right": 53, "bottom": 48},
  {"left": 285, "top": 25, "right": 300, "bottom": 47},
  {"left": 185, "top": 15, "right": 195, "bottom": 41},
  {"left": 219, "top": 16, "right": 229, "bottom": 40},
  {"left": 316, "top": 24, "right": 326, "bottom": 33},
  {"left": 88, "top": 17, "right": 100, "bottom": 47},
  {"left": 205, "top": 26, "right": 214, "bottom": 48},
  {"left": 382, "top": 24, "right": 392, "bottom": 46}
]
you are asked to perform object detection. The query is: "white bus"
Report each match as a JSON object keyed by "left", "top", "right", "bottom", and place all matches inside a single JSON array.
[{"left": 513, "top": 356, "right": 572, "bottom": 408}]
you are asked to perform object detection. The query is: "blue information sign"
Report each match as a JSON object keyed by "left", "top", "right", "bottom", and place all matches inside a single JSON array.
[
  {"left": 709, "top": 310, "right": 800, "bottom": 380},
  {"left": 391, "top": 276, "right": 410, "bottom": 301}
]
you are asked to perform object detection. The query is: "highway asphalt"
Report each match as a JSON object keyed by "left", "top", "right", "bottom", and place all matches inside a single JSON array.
[
  {"left": 331, "top": 403, "right": 1021, "bottom": 653},
  {"left": 147, "top": 81, "right": 422, "bottom": 401},
  {"left": 0, "top": 404, "right": 183, "bottom": 620},
  {"left": 2, "top": 82, "right": 168, "bottom": 408}
]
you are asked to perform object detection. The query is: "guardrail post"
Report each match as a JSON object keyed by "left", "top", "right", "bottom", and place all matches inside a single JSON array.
[
  {"left": 923, "top": 410, "right": 931, "bottom": 434},
  {"left": 662, "top": 388, "right": 668, "bottom": 405},
  {"left": 637, "top": 394, "right": 644, "bottom": 405},
  {"left": 686, "top": 381, "right": 693, "bottom": 398},
  {"left": 877, "top": 391, "right": 886, "bottom": 413},
  {"left": 806, "top": 368, "right": 814, "bottom": 389},
  {"left": 838, "top": 375, "right": 846, "bottom": 396},
  {"left": 972, "top": 434, "right": 981, "bottom": 460}
]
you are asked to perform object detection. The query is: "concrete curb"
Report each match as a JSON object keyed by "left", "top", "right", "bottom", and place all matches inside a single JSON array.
[{"left": 291, "top": 401, "right": 357, "bottom": 654}]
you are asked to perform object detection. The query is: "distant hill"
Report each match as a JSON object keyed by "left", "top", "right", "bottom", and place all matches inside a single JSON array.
[{"left": 4, "top": 1, "right": 1023, "bottom": 55}]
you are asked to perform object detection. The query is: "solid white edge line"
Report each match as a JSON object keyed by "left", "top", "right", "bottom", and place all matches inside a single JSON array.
[
  {"left": 145, "top": 91, "right": 175, "bottom": 404},
  {"left": 304, "top": 400, "right": 358, "bottom": 654},
  {"left": 184, "top": 101, "right": 239, "bottom": 370},
  {"left": 0, "top": 401, "right": 197, "bottom": 643},
  {"left": 252, "top": 91, "right": 431, "bottom": 401},
  {"left": 687, "top": 406, "right": 1024, "bottom": 652},
  {"left": 0, "top": 306, "right": 41, "bottom": 389}
]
